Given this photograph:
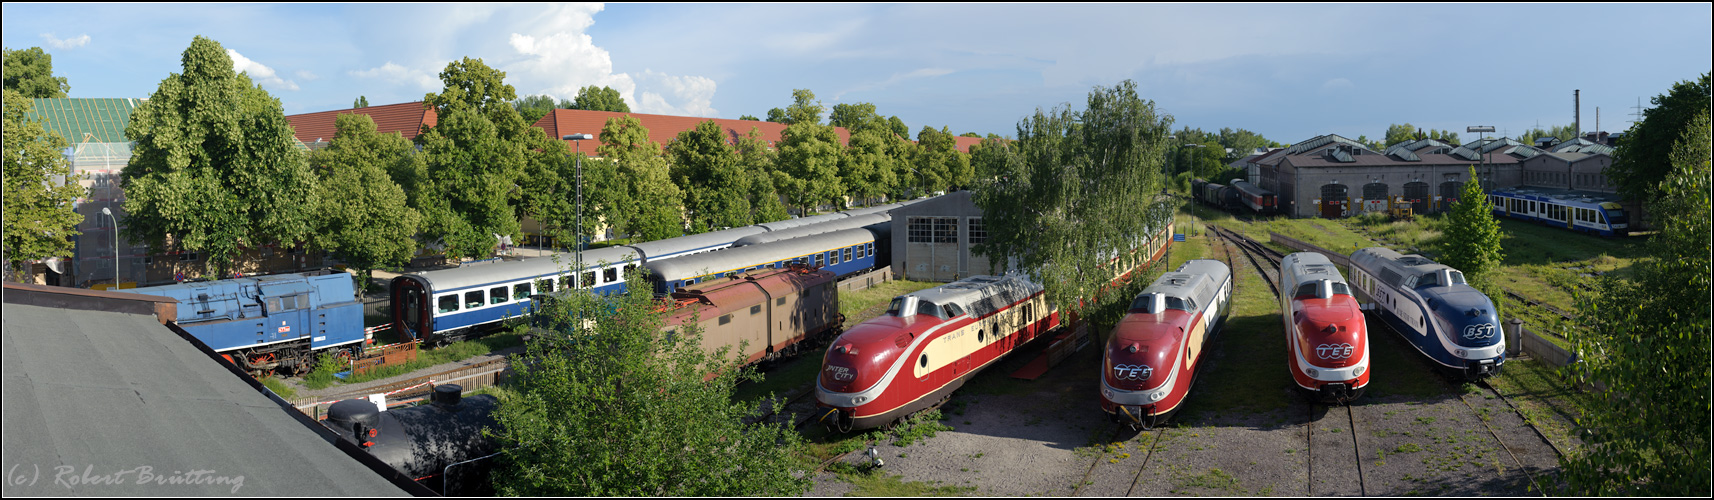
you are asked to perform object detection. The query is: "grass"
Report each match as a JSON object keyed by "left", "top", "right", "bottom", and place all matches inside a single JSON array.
[
  {"left": 840, "top": 279, "right": 941, "bottom": 324},
  {"left": 1173, "top": 468, "right": 1243, "bottom": 495},
  {"left": 891, "top": 409, "right": 953, "bottom": 447},
  {"left": 1185, "top": 233, "right": 1293, "bottom": 414},
  {"left": 261, "top": 377, "right": 297, "bottom": 399},
  {"left": 832, "top": 469, "right": 976, "bottom": 497},
  {"left": 1485, "top": 357, "right": 1594, "bottom": 453}
]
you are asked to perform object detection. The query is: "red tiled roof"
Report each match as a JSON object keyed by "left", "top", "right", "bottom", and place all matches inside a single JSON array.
[
  {"left": 284, "top": 101, "right": 436, "bottom": 144},
  {"left": 952, "top": 136, "right": 985, "bottom": 154},
  {"left": 533, "top": 109, "right": 850, "bottom": 152}
]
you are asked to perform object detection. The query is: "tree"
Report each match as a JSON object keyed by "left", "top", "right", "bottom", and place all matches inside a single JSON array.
[
  {"left": 888, "top": 116, "right": 909, "bottom": 139},
  {"left": 1383, "top": 123, "right": 1418, "bottom": 147},
  {"left": 973, "top": 79, "right": 1174, "bottom": 315},
  {"left": 780, "top": 89, "right": 823, "bottom": 126},
  {"left": 353, "top": 95, "right": 369, "bottom": 108},
  {"left": 1437, "top": 166, "right": 1505, "bottom": 288},
  {"left": 307, "top": 113, "right": 421, "bottom": 294},
  {"left": 764, "top": 107, "right": 786, "bottom": 123},
  {"left": 512, "top": 94, "right": 557, "bottom": 124},
  {"left": 668, "top": 120, "right": 752, "bottom": 231},
  {"left": 121, "top": 36, "right": 319, "bottom": 275},
  {"left": 488, "top": 266, "right": 811, "bottom": 496},
  {"left": 1608, "top": 72, "right": 1710, "bottom": 202},
  {"left": 738, "top": 114, "right": 760, "bottom": 122},
  {"left": 915, "top": 125, "right": 972, "bottom": 191},
  {"left": 3, "top": 89, "right": 83, "bottom": 279},
  {"left": 735, "top": 127, "right": 790, "bottom": 223},
  {"left": 829, "top": 102, "right": 887, "bottom": 134},
  {"left": 414, "top": 56, "right": 538, "bottom": 260},
  {"left": 1517, "top": 124, "right": 1577, "bottom": 147},
  {"left": 1562, "top": 109, "right": 1710, "bottom": 496},
  {"left": 839, "top": 128, "right": 897, "bottom": 206},
  {"left": 1188, "top": 141, "right": 1227, "bottom": 180},
  {"left": 2, "top": 47, "right": 69, "bottom": 98},
  {"left": 567, "top": 85, "right": 630, "bottom": 113},
  {"left": 597, "top": 115, "right": 684, "bottom": 240},
  {"left": 774, "top": 121, "right": 843, "bottom": 215},
  {"left": 1216, "top": 127, "right": 1275, "bottom": 160}
]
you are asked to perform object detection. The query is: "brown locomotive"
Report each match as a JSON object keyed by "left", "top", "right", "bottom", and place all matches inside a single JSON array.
[{"left": 659, "top": 264, "right": 842, "bottom": 366}]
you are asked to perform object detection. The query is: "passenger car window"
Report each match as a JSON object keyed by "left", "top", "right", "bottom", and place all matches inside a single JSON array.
[
  {"left": 438, "top": 296, "right": 459, "bottom": 313},
  {"left": 464, "top": 291, "right": 483, "bottom": 309},
  {"left": 490, "top": 287, "right": 508, "bottom": 304},
  {"left": 604, "top": 268, "right": 618, "bottom": 283},
  {"left": 514, "top": 283, "right": 531, "bottom": 300}
]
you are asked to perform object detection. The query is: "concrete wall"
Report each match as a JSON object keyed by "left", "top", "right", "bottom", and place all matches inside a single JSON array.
[
  {"left": 890, "top": 191, "right": 995, "bottom": 282},
  {"left": 1278, "top": 161, "right": 1477, "bottom": 218}
]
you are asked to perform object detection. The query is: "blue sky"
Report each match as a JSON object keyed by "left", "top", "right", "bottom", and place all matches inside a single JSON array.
[{"left": 5, "top": 3, "right": 1709, "bottom": 144}]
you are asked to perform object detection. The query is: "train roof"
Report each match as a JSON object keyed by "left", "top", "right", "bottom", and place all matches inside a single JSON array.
[
  {"left": 410, "top": 246, "right": 641, "bottom": 292},
  {"left": 1139, "top": 259, "right": 1230, "bottom": 305},
  {"left": 643, "top": 228, "right": 876, "bottom": 281},
  {"left": 1229, "top": 179, "right": 1272, "bottom": 196},
  {"left": 733, "top": 213, "right": 890, "bottom": 247},
  {"left": 903, "top": 274, "right": 1042, "bottom": 317},
  {"left": 625, "top": 225, "right": 768, "bottom": 260},
  {"left": 662, "top": 266, "right": 835, "bottom": 321},
  {"left": 1489, "top": 186, "right": 1625, "bottom": 207},
  {"left": 1281, "top": 252, "right": 1348, "bottom": 285},
  {"left": 1350, "top": 247, "right": 1453, "bottom": 277}
]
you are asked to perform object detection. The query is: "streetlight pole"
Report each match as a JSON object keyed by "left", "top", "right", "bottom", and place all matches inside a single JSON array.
[
  {"left": 100, "top": 207, "right": 118, "bottom": 288},
  {"left": 1467, "top": 126, "right": 1495, "bottom": 193},
  {"left": 562, "top": 134, "right": 594, "bottom": 288}
]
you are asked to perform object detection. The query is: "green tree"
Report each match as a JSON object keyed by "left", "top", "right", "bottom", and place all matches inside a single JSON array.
[
  {"left": 973, "top": 79, "right": 1174, "bottom": 315},
  {"left": 353, "top": 95, "right": 369, "bottom": 108},
  {"left": 566, "top": 85, "right": 630, "bottom": 113},
  {"left": 488, "top": 266, "right": 810, "bottom": 496},
  {"left": 1563, "top": 109, "right": 1710, "bottom": 496},
  {"left": 735, "top": 127, "right": 790, "bottom": 223},
  {"left": 1188, "top": 141, "right": 1227, "bottom": 180},
  {"left": 598, "top": 115, "right": 684, "bottom": 240},
  {"left": 916, "top": 125, "right": 972, "bottom": 191},
  {"left": 1437, "top": 166, "right": 1505, "bottom": 288},
  {"left": 781, "top": 89, "right": 823, "bottom": 126},
  {"left": 888, "top": 116, "right": 909, "bottom": 139},
  {"left": 1608, "top": 72, "right": 1710, "bottom": 202},
  {"left": 307, "top": 113, "right": 421, "bottom": 294},
  {"left": 764, "top": 107, "right": 786, "bottom": 123},
  {"left": 121, "top": 36, "right": 318, "bottom": 275},
  {"left": 415, "top": 57, "right": 539, "bottom": 260},
  {"left": 738, "top": 114, "right": 760, "bottom": 122},
  {"left": 2, "top": 47, "right": 70, "bottom": 98},
  {"left": 1383, "top": 123, "right": 1418, "bottom": 147},
  {"left": 839, "top": 128, "right": 897, "bottom": 206},
  {"left": 668, "top": 120, "right": 753, "bottom": 231},
  {"left": 2, "top": 89, "right": 83, "bottom": 279},
  {"left": 968, "top": 136, "right": 1016, "bottom": 185},
  {"left": 1517, "top": 124, "right": 1577, "bottom": 147},
  {"left": 512, "top": 94, "right": 557, "bottom": 124},
  {"left": 774, "top": 121, "right": 843, "bottom": 215},
  {"left": 829, "top": 102, "right": 890, "bottom": 134},
  {"left": 1216, "top": 127, "right": 1275, "bottom": 160}
]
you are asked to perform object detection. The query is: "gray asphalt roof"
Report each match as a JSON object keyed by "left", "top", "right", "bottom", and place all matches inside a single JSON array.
[{"left": 1, "top": 302, "right": 408, "bottom": 497}]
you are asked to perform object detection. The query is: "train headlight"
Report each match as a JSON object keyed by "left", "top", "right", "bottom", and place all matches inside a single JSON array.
[
  {"left": 1353, "top": 365, "right": 1366, "bottom": 377},
  {"left": 1455, "top": 349, "right": 1466, "bottom": 358},
  {"left": 1306, "top": 368, "right": 1319, "bottom": 378},
  {"left": 1149, "top": 391, "right": 1165, "bottom": 402},
  {"left": 854, "top": 396, "right": 868, "bottom": 405}
]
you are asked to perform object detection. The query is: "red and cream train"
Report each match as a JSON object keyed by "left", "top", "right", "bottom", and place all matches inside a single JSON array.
[
  {"left": 1098, "top": 259, "right": 1233, "bottom": 429},
  {"left": 1278, "top": 252, "right": 1369, "bottom": 403}
]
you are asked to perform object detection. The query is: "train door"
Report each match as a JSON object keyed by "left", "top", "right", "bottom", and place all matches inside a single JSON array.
[
  {"left": 1404, "top": 182, "right": 1431, "bottom": 214},
  {"left": 392, "top": 278, "right": 431, "bottom": 341},
  {"left": 1363, "top": 183, "right": 1389, "bottom": 213},
  {"left": 1438, "top": 181, "right": 1461, "bottom": 213}
]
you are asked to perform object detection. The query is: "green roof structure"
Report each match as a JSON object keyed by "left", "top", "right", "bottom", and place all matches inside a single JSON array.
[{"left": 26, "top": 98, "right": 144, "bottom": 144}]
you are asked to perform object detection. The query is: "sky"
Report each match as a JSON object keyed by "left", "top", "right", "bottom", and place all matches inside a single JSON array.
[{"left": 5, "top": 3, "right": 1710, "bottom": 145}]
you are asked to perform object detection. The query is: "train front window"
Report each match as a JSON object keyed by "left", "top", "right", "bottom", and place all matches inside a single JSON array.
[
  {"left": 1418, "top": 272, "right": 1441, "bottom": 287},
  {"left": 1163, "top": 296, "right": 1189, "bottom": 311},
  {"left": 1294, "top": 282, "right": 1324, "bottom": 299},
  {"left": 1330, "top": 282, "right": 1352, "bottom": 296},
  {"left": 916, "top": 301, "right": 945, "bottom": 319},
  {"left": 1129, "top": 294, "right": 1155, "bottom": 311},
  {"left": 438, "top": 296, "right": 459, "bottom": 313},
  {"left": 1447, "top": 271, "right": 1466, "bottom": 285}
]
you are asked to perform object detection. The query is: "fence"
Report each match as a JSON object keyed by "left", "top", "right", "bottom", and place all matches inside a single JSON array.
[
  {"left": 1266, "top": 231, "right": 1578, "bottom": 368},
  {"left": 838, "top": 266, "right": 893, "bottom": 293}
]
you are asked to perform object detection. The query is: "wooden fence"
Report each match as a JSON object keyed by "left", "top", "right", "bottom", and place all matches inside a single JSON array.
[{"left": 838, "top": 266, "right": 893, "bottom": 293}]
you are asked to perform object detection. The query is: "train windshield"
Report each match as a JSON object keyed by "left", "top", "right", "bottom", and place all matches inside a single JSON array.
[
  {"left": 1163, "top": 296, "right": 1190, "bottom": 311},
  {"left": 1606, "top": 210, "right": 1627, "bottom": 225},
  {"left": 1330, "top": 282, "right": 1352, "bottom": 296},
  {"left": 1129, "top": 294, "right": 1155, "bottom": 312}
]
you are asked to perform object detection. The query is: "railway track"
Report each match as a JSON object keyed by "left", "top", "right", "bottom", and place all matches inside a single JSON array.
[{"left": 1211, "top": 224, "right": 1371, "bottom": 496}]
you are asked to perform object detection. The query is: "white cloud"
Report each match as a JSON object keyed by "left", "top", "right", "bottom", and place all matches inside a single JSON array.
[
  {"left": 294, "top": 70, "right": 319, "bottom": 81},
  {"left": 500, "top": 3, "right": 717, "bottom": 117},
  {"left": 40, "top": 33, "right": 90, "bottom": 49},
  {"left": 349, "top": 62, "right": 440, "bottom": 91},
  {"left": 227, "top": 49, "right": 299, "bottom": 91}
]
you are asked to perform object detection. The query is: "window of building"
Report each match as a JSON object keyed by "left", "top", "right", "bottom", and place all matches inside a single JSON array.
[
  {"left": 907, "top": 216, "right": 959, "bottom": 243},
  {"left": 968, "top": 217, "right": 986, "bottom": 244},
  {"left": 751, "top": 305, "right": 762, "bottom": 315},
  {"left": 719, "top": 314, "right": 732, "bottom": 325}
]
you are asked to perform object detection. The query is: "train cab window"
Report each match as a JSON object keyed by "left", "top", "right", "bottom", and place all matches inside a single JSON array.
[
  {"left": 1418, "top": 272, "right": 1441, "bottom": 287},
  {"left": 844, "top": 247, "right": 853, "bottom": 262},
  {"left": 438, "top": 296, "right": 459, "bottom": 313},
  {"left": 514, "top": 283, "right": 531, "bottom": 300},
  {"left": 1330, "top": 282, "right": 1352, "bottom": 296},
  {"left": 1294, "top": 282, "right": 1324, "bottom": 299},
  {"left": 944, "top": 303, "right": 966, "bottom": 318},
  {"left": 916, "top": 301, "right": 945, "bottom": 319},
  {"left": 464, "top": 291, "right": 483, "bottom": 309},
  {"left": 490, "top": 287, "right": 508, "bottom": 304},
  {"left": 1129, "top": 294, "right": 1155, "bottom": 312},
  {"left": 604, "top": 268, "right": 618, "bottom": 284},
  {"left": 1163, "top": 296, "right": 1190, "bottom": 311},
  {"left": 1447, "top": 271, "right": 1466, "bottom": 285}
]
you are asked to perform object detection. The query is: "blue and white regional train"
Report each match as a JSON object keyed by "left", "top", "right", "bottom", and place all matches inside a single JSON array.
[
  {"left": 1486, "top": 187, "right": 1629, "bottom": 237},
  {"left": 1347, "top": 247, "right": 1504, "bottom": 380},
  {"left": 643, "top": 226, "right": 887, "bottom": 295}
]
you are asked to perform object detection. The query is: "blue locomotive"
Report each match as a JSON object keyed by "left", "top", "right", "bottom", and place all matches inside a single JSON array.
[
  {"left": 1347, "top": 247, "right": 1504, "bottom": 379},
  {"left": 1486, "top": 187, "right": 1629, "bottom": 237},
  {"left": 126, "top": 271, "right": 366, "bottom": 376}
]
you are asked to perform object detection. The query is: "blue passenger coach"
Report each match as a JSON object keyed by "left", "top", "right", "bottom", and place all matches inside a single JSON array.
[
  {"left": 127, "top": 271, "right": 365, "bottom": 376},
  {"left": 1487, "top": 187, "right": 1628, "bottom": 237}
]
